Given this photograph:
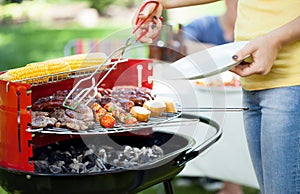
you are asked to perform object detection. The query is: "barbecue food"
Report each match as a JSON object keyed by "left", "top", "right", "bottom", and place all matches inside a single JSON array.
[
  {"left": 104, "top": 102, "right": 138, "bottom": 124},
  {"left": 32, "top": 98, "right": 96, "bottom": 131},
  {"left": 0, "top": 61, "right": 70, "bottom": 82},
  {"left": 100, "top": 114, "right": 116, "bottom": 128},
  {"left": 156, "top": 97, "right": 177, "bottom": 113},
  {"left": 30, "top": 85, "right": 175, "bottom": 131},
  {"left": 91, "top": 102, "right": 116, "bottom": 128},
  {"left": 143, "top": 100, "right": 166, "bottom": 117},
  {"left": 65, "top": 103, "right": 94, "bottom": 122},
  {"left": 130, "top": 106, "right": 151, "bottom": 122},
  {"left": 115, "top": 98, "right": 135, "bottom": 112},
  {"left": 32, "top": 96, "right": 64, "bottom": 112},
  {"left": 65, "top": 118, "right": 91, "bottom": 130},
  {"left": 54, "top": 52, "right": 108, "bottom": 70},
  {"left": 0, "top": 52, "right": 107, "bottom": 82},
  {"left": 31, "top": 112, "right": 57, "bottom": 128},
  {"left": 111, "top": 86, "right": 155, "bottom": 107},
  {"left": 91, "top": 103, "right": 107, "bottom": 122}
]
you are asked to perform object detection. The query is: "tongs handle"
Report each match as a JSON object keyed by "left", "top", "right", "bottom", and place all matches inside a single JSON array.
[{"left": 133, "top": 0, "right": 162, "bottom": 41}]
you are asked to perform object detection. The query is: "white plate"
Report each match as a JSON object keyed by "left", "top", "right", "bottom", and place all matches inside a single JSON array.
[
  {"left": 166, "top": 41, "right": 249, "bottom": 80},
  {"left": 195, "top": 85, "right": 242, "bottom": 93}
]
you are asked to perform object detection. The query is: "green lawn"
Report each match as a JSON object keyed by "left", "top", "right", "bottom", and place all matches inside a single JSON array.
[
  {"left": 0, "top": 22, "right": 122, "bottom": 71},
  {"left": 0, "top": 177, "right": 259, "bottom": 194},
  {"left": 139, "top": 177, "right": 260, "bottom": 194}
]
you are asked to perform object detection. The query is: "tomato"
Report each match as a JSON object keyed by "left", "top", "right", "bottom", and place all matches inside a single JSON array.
[
  {"left": 100, "top": 114, "right": 116, "bottom": 128},
  {"left": 125, "top": 117, "right": 138, "bottom": 124}
]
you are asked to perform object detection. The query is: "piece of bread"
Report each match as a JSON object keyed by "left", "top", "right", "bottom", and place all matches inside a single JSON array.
[
  {"left": 143, "top": 100, "right": 166, "bottom": 117},
  {"left": 130, "top": 106, "right": 151, "bottom": 122},
  {"left": 156, "top": 97, "right": 177, "bottom": 113}
]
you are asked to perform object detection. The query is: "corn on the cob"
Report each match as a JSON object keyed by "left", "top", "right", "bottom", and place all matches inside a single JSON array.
[
  {"left": 59, "top": 52, "right": 108, "bottom": 70},
  {"left": 0, "top": 64, "right": 48, "bottom": 83},
  {"left": 0, "top": 52, "right": 108, "bottom": 82}
]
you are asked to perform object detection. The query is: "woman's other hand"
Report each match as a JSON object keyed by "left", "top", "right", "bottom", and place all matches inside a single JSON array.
[{"left": 231, "top": 34, "right": 281, "bottom": 77}]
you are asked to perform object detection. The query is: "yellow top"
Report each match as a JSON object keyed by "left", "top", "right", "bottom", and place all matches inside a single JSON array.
[{"left": 235, "top": 0, "right": 300, "bottom": 90}]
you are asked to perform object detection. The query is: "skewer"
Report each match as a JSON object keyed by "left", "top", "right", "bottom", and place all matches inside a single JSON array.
[{"left": 180, "top": 107, "right": 248, "bottom": 112}]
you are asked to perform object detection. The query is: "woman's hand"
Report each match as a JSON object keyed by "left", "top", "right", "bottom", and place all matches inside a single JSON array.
[
  {"left": 231, "top": 34, "right": 281, "bottom": 77},
  {"left": 132, "top": 0, "right": 164, "bottom": 43}
]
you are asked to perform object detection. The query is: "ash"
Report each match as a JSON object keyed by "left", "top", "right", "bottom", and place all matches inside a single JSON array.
[{"left": 34, "top": 142, "right": 164, "bottom": 174}]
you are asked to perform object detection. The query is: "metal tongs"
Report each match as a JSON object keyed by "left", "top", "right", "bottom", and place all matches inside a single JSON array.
[{"left": 62, "top": 0, "right": 161, "bottom": 110}]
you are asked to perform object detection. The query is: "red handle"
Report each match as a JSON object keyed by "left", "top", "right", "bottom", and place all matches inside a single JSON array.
[{"left": 133, "top": 0, "right": 162, "bottom": 41}]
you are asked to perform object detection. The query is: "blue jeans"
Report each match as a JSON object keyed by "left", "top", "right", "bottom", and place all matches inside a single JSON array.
[{"left": 242, "top": 85, "right": 300, "bottom": 194}]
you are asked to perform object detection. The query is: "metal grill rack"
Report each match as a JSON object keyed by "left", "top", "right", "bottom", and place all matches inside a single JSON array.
[{"left": 26, "top": 111, "right": 184, "bottom": 135}]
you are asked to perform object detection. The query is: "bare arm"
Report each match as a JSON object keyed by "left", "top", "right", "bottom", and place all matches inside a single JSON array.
[
  {"left": 231, "top": 16, "right": 300, "bottom": 77},
  {"left": 161, "top": 0, "right": 219, "bottom": 9},
  {"left": 273, "top": 16, "right": 300, "bottom": 46}
]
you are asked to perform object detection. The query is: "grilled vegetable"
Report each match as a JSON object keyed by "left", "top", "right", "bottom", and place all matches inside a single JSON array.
[
  {"left": 0, "top": 64, "right": 48, "bottom": 82},
  {"left": 100, "top": 113, "right": 116, "bottom": 128},
  {"left": 104, "top": 102, "right": 138, "bottom": 124},
  {"left": 56, "top": 52, "right": 108, "bottom": 70},
  {"left": 0, "top": 52, "right": 108, "bottom": 82},
  {"left": 91, "top": 102, "right": 107, "bottom": 122},
  {"left": 0, "top": 61, "right": 70, "bottom": 82}
]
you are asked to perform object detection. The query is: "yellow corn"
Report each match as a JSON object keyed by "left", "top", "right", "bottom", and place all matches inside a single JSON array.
[
  {"left": 66, "top": 59, "right": 106, "bottom": 70},
  {"left": 0, "top": 52, "right": 108, "bottom": 82},
  {"left": 61, "top": 52, "right": 108, "bottom": 70},
  {"left": 0, "top": 64, "right": 48, "bottom": 83}
]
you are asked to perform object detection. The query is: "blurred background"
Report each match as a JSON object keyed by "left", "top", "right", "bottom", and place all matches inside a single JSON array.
[{"left": 0, "top": 0, "right": 225, "bottom": 71}]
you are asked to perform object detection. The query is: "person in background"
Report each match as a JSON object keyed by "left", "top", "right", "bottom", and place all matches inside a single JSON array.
[
  {"left": 182, "top": 0, "right": 237, "bottom": 53},
  {"left": 181, "top": 0, "right": 243, "bottom": 194},
  {"left": 133, "top": 0, "right": 300, "bottom": 194}
]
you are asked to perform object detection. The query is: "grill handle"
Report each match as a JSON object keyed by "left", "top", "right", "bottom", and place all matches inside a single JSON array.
[{"left": 175, "top": 114, "right": 222, "bottom": 167}]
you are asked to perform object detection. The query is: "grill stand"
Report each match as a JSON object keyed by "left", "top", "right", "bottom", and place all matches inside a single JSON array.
[{"left": 163, "top": 180, "right": 174, "bottom": 194}]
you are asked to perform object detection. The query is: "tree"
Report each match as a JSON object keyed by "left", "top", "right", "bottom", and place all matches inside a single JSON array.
[{"left": 89, "top": 0, "right": 116, "bottom": 15}]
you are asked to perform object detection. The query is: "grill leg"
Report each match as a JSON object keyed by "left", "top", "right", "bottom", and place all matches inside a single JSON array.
[{"left": 163, "top": 180, "right": 174, "bottom": 194}]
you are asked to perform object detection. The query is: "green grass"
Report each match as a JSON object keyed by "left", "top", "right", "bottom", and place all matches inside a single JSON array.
[
  {"left": 139, "top": 177, "right": 259, "bottom": 194},
  {"left": 0, "top": 22, "right": 122, "bottom": 71},
  {"left": 0, "top": 177, "right": 259, "bottom": 194}
]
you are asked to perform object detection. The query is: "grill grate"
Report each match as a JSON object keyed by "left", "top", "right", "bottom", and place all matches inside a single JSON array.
[{"left": 27, "top": 111, "right": 182, "bottom": 135}]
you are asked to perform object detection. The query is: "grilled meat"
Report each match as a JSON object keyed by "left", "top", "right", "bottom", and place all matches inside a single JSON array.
[
  {"left": 32, "top": 96, "right": 64, "bottom": 111},
  {"left": 65, "top": 117, "right": 90, "bottom": 131},
  {"left": 31, "top": 86, "right": 156, "bottom": 131},
  {"left": 32, "top": 103, "right": 95, "bottom": 131},
  {"left": 65, "top": 103, "right": 94, "bottom": 122},
  {"left": 31, "top": 115, "right": 57, "bottom": 128}
]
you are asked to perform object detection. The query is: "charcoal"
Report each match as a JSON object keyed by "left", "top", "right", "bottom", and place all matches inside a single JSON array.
[
  {"left": 34, "top": 161, "right": 49, "bottom": 173},
  {"left": 61, "top": 165, "right": 71, "bottom": 173},
  {"left": 139, "top": 153, "right": 151, "bottom": 164},
  {"left": 49, "top": 164, "right": 63, "bottom": 174},
  {"left": 33, "top": 142, "right": 164, "bottom": 174},
  {"left": 152, "top": 145, "right": 164, "bottom": 157},
  {"left": 96, "top": 159, "right": 107, "bottom": 170},
  {"left": 96, "top": 148, "right": 107, "bottom": 162}
]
